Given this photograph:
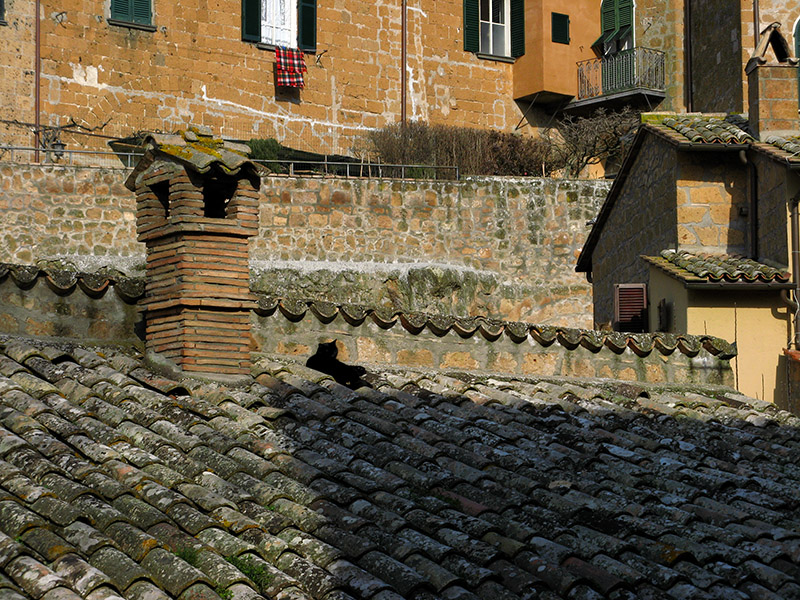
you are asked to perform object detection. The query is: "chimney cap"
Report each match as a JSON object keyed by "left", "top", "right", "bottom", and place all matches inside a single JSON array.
[
  {"left": 125, "top": 125, "right": 263, "bottom": 191},
  {"left": 746, "top": 22, "right": 799, "bottom": 74}
]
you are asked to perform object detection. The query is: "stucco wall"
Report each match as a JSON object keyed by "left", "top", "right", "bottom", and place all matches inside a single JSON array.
[
  {"left": 1, "top": 0, "right": 532, "bottom": 156},
  {"left": 0, "top": 163, "right": 611, "bottom": 325},
  {"left": 648, "top": 265, "right": 790, "bottom": 406},
  {"left": 591, "top": 135, "right": 679, "bottom": 327},
  {"left": 688, "top": 290, "right": 790, "bottom": 406}
]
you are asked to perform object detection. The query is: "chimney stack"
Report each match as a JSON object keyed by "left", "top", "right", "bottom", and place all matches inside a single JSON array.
[
  {"left": 126, "top": 126, "right": 261, "bottom": 379},
  {"left": 746, "top": 23, "right": 800, "bottom": 138}
]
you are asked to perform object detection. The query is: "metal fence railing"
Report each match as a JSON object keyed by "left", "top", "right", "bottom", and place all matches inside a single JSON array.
[
  {"left": 577, "top": 48, "right": 666, "bottom": 100},
  {"left": 0, "top": 147, "right": 461, "bottom": 181},
  {"left": 253, "top": 159, "right": 459, "bottom": 180},
  {"left": 0, "top": 146, "right": 145, "bottom": 168}
]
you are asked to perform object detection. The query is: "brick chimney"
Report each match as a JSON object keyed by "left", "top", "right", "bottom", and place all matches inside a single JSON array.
[
  {"left": 125, "top": 126, "right": 261, "bottom": 379},
  {"left": 746, "top": 22, "right": 800, "bottom": 138}
]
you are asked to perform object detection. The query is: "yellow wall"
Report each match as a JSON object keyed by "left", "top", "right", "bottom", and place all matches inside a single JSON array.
[
  {"left": 513, "top": 0, "right": 597, "bottom": 101},
  {"left": 648, "top": 266, "right": 791, "bottom": 405}
]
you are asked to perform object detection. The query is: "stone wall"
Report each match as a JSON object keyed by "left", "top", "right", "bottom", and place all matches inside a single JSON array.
[
  {"left": 0, "top": 268, "right": 737, "bottom": 389},
  {"left": 0, "top": 272, "right": 141, "bottom": 346},
  {"left": 688, "top": 0, "right": 743, "bottom": 113},
  {"left": 591, "top": 135, "right": 679, "bottom": 327},
  {"left": 0, "top": 164, "right": 140, "bottom": 265},
  {"left": 253, "top": 176, "right": 609, "bottom": 324},
  {"left": 0, "top": 0, "right": 36, "bottom": 148},
  {"left": 253, "top": 302, "right": 736, "bottom": 388},
  {"left": 676, "top": 151, "right": 748, "bottom": 254},
  {"left": 0, "top": 163, "right": 611, "bottom": 326},
  {"left": 638, "top": 0, "right": 687, "bottom": 112},
  {"left": 755, "top": 152, "right": 796, "bottom": 267},
  {"left": 1, "top": 0, "right": 527, "bottom": 156}
]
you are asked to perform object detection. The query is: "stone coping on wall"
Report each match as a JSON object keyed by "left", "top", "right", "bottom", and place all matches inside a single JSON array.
[
  {"left": 0, "top": 262, "right": 738, "bottom": 361},
  {"left": 0, "top": 262, "right": 144, "bottom": 302},
  {"left": 251, "top": 294, "right": 737, "bottom": 360}
]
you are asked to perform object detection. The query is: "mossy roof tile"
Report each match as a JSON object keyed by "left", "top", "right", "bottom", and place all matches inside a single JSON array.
[{"left": 4, "top": 340, "right": 800, "bottom": 598}]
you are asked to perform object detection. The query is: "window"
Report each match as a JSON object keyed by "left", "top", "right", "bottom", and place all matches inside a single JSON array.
[
  {"left": 593, "top": 0, "right": 633, "bottom": 55},
  {"left": 0, "top": 0, "right": 6, "bottom": 25},
  {"left": 552, "top": 12, "right": 569, "bottom": 44},
  {"left": 242, "top": 0, "right": 316, "bottom": 51},
  {"left": 614, "top": 283, "right": 647, "bottom": 332},
  {"left": 463, "top": 0, "right": 524, "bottom": 59},
  {"left": 109, "top": 0, "right": 152, "bottom": 27}
]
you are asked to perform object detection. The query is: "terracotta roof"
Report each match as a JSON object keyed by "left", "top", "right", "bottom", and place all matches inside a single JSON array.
[
  {"left": 652, "top": 115, "right": 754, "bottom": 146},
  {"left": 644, "top": 114, "right": 800, "bottom": 167},
  {"left": 1, "top": 337, "right": 800, "bottom": 599},
  {"left": 643, "top": 249, "right": 792, "bottom": 285}
]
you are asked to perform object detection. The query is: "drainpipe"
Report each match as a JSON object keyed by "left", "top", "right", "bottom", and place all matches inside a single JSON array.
[
  {"left": 684, "top": 0, "right": 693, "bottom": 112},
  {"left": 753, "top": 0, "right": 760, "bottom": 47},
  {"left": 791, "top": 194, "right": 800, "bottom": 349},
  {"left": 34, "top": 0, "right": 41, "bottom": 162},
  {"left": 401, "top": 0, "right": 407, "bottom": 125}
]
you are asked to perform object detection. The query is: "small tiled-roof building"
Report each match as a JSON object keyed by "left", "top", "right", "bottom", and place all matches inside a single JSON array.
[{"left": 576, "top": 24, "right": 800, "bottom": 408}]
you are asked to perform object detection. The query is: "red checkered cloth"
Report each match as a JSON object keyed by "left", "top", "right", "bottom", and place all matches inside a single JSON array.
[{"left": 276, "top": 46, "right": 307, "bottom": 88}]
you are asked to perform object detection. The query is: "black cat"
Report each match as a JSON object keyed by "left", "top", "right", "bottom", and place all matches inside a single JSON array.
[{"left": 306, "top": 340, "right": 371, "bottom": 389}]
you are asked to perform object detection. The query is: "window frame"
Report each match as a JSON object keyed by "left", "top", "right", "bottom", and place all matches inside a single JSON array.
[
  {"left": 242, "top": 0, "right": 316, "bottom": 52},
  {"left": 0, "top": 0, "right": 6, "bottom": 26},
  {"left": 464, "top": 0, "right": 524, "bottom": 59},
  {"left": 109, "top": 0, "right": 155, "bottom": 30},
  {"left": 479, "top": 0, "right": 510, "bottom": 57}
]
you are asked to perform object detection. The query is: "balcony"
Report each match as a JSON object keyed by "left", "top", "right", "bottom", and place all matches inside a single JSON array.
[{"left": 568, "top": 48, "right": 666, "bottom": 112}]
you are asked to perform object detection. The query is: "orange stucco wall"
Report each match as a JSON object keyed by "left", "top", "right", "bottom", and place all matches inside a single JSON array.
[{"left": 512, "top": 0, "right": 597, "bottom": 101}]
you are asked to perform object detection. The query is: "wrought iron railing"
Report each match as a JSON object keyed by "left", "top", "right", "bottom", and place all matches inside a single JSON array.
[
  {"left": 577, "top": 48, "right": 665, "bottom": 100},
  {"left": 0, "top": 147, "right": 460, "bottom": 180}
]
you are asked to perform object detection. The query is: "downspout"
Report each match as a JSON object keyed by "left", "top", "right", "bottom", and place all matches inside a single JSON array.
[
  {"left": 684, "top": 0, "right": 693, "bottom": 112},
  {"left": 34, "top": 0, "right": 41, "bottom": 162},
  {"left": 791, "top": 194, "right": 800, "bottom": 349},
  {"left": 401, "top": 0, "right": 407, "bottom": 125},
  {"left": 753, "top": 0, "right": 759, "bottom": 47}
]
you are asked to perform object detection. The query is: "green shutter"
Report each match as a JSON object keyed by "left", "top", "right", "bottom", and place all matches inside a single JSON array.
[
  {"left": 110, "top": 0, "right": 130, "bottom": 21},
  {"left": 551, "top": 12, "right": 569, "bottom": 45},
  {"left": 618, "top": 0, "right": 633, "bottom": 29},
  {"left": 132, "top": 0, "right": 150, "bottom": 25},
  {"left": 242, "top": 0, "right": 261, "bottom": 42},
  {"left": 463, "top": 0, "right": 479, "bottom": 52},
  {"left": 298, "top": 0, "right": 316, "bottom": 51},
  {"left": 510, "top": 0, "right": 525, "bottom": 57},
  {"left": 110, "top": 0, "right": 150, "bottom": 24},
  {"left": 600, "top": 0, "right": 616, "bottom": 37}
]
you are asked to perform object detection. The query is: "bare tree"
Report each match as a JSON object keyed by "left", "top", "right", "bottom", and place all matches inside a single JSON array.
[{"left": 547, "top": 107, "right": 640, "bottom": 178}]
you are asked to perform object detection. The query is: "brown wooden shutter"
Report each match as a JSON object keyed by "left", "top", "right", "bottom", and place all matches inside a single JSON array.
[{"left": 614, "top": 283, "right": 647, "bottom": 332}]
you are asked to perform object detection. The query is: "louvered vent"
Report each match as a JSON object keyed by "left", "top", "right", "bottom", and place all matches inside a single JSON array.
[{"left": 614, "top": 283, "right": 647, "bottom": 332}]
